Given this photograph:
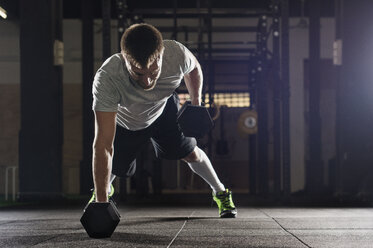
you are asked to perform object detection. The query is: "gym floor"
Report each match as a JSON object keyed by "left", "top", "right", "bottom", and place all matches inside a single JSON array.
[{"left": 1, "top": 204, "right": 373, "bottom": 247}]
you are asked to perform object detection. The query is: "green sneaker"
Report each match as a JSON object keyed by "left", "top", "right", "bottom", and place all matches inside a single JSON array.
[
  {"left": 213, "top": 189, "right": 237, "bottom": 218},
  {"left": 88, "top": 184, "right": 115, "bottom": 204}
]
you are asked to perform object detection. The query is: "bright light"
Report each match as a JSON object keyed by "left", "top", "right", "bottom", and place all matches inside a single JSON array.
[
  {"left": 0, "top": 6, "right": 7, "bottom": 19},
  {"left": 178, "top": 93, "right": 251, "bottom": 108}
]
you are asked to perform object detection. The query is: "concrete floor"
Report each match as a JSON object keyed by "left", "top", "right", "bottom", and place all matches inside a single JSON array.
[{"left": 1, "top": 205, "right": 373, "bottom": 248}]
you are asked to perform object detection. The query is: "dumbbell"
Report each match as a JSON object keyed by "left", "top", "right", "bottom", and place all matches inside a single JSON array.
[
  {"left": 177, "top": 101, "right": 214, "bottom": 138},
  {"left": 80, "top": 199, "right": 121, "bottom": 238}
]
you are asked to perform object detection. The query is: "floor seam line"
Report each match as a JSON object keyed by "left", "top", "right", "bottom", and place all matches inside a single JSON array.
[
  {"left": 0, "top": 220, "right": 18, "bottom": 225},
  {"left": 31, "top": 235, "right": 60, "bottom": 247},
  {"left": 166, "top": 210, "right": 195, "bottom": 248},
  {"left": 256, "top": 208, "right": 312, "bottom": 248},
  {"left": 272, "top": 217, "right": 312, "bottom": 248}
]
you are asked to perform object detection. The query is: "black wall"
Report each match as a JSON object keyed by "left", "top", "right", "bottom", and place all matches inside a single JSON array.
[
  {"left": 19, "top": 0, "right": 63, "bottom": 200},
  {"left": 336, "top": 0, "right": 373, "bottom": 196}
]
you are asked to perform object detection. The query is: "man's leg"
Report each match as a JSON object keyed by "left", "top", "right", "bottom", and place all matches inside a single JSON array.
[
  {"left": 182, "top": 146, "right": 225, "bottom": 194},
  {"left": 150, "top": 93, "right": 236, "bottom": 217},
  {"left": 110, "top": 174, "right": 116, "bottom": 183},
  {"left": 183, "top": 146, "right": 237, "bottom": 218}
]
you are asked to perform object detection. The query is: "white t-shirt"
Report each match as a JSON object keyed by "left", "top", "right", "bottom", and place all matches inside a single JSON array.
[{"left": 92, "top": 40, "right": 196, "bottom": 130}]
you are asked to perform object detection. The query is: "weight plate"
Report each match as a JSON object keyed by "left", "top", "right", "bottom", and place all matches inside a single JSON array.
[{"left": 237, "top": 110, "right": 258, "bottom": 135}]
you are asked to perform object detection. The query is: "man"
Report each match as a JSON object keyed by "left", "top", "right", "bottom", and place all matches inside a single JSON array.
[{"left": 91, "top": 23, "right": 236, "bottom": 218}]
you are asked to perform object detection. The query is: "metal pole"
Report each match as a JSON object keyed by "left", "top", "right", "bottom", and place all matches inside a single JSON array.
[
  {"left": 308, "top": 0, "right": 323, "bottom": 193},
  {"left": 80, "top": 0, "right": 94, "bottom": 195},
  {"left": 197, "top": 0, "right": 206, "bottom": 104},
  {"left": 256, "top": 15, "right": 269, "bottom": 195},
  {"left": 280, "top": 0, "right": 291, "bottom": 197},
  {"left": 12, "top": 167, "right": 16, "bottom": 201},
  {"left": 5, "top": 167, "right": 8, "bottom": 201},
  {"left": 116, "top": 0, "right": 128, "bottom": 200},
  {"left": 207, "top": 0, "right": 214, "bottom": 158},
  {"left": 334, "top": 0, "right": 343, "bottom": 194},
  {"left": 102, "top": 0, "right": 111, "bottom": 61},
  {"left": 248, "top": 27, "right": 258, "bottom": 196},
  {"left": 249, "top": 79, "right": 258, "bottom": 195},
  {"left": 172, "top": 0, "right": 178, "bottom": 40},
  {"left": 117, "top": 0, "right": 128, "bottom": 39},
  {"left": 272, "top": 0, "right": 282, "bottom": 197}
]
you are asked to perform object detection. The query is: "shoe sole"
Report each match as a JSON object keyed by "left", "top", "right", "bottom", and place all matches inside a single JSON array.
[{"left": 220, "top": 211, "right": 237, "bottom": 218}]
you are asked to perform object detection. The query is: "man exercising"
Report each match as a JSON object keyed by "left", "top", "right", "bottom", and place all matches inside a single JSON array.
[{"left": 91, "top": 23, "right": 236, "bottom": 218}]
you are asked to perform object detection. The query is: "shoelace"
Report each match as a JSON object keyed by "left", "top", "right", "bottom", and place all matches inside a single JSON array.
[
  {"left": 217, "top": 192, "right": 233, "bottom": 208},
  {"left": 89, "top": 184, "right": 114, "bottom": 202},
  {"left": 221, "top": 196, "right": 232, "bottom": 208}
]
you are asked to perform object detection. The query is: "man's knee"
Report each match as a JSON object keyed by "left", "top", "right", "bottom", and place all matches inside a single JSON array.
[{"left": 182, "top": 147, "right": 201, "bottom": 163}]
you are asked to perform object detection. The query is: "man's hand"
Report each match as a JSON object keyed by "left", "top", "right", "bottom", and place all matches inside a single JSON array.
[
  {"left": 93, "top": 111, "right": 117, "bottom": 202},
  {"left": 191, "top": 98, "right": 201, "bottom": 106}
]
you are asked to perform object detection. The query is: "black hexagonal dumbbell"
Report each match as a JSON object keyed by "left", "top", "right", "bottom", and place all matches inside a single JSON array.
[
  {"left": 177, "top": 101, "right": 214, "bottom": 138},
  {"left": 80, "top": 200, "right": 121, "bottom": 239}
]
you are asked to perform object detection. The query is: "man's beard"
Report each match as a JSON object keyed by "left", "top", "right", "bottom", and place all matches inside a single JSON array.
[{"left": 141, "top": 80, "right": 157, "bottom": 91}]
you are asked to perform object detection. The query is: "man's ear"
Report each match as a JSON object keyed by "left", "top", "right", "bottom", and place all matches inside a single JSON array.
[
  {"left": 120, "top": 51, "right": 126, "bottom": 60},
  {"left": 122, "top": 53, "right": 131, "bottom": 70},
  {"left": 159, "top": 47, "right": 165, "bottom": 58}
]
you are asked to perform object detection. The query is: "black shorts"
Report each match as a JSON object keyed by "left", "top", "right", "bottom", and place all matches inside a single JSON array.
[{"left": 112, "top": 93, "right": 197, "bottom": 177}]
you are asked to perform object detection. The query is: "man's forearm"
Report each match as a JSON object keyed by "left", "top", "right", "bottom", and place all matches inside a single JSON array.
[
  {"left": 184, "top": 64, "right": 203, "bottom": 105},
  {"left": 92, "top": 147, "right": 113, "bottom": 202}
]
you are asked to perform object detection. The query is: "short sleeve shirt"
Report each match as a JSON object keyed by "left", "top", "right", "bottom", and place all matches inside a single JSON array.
[{"left": 92, "top": 40, "right": 196, "bottom": 130}]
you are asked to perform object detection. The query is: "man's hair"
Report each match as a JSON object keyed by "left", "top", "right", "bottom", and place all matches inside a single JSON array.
[{"left": 120, "top": 23, "right": 164, "bottom": 69}]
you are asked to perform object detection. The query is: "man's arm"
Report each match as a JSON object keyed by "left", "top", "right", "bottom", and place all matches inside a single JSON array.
[
  {"left": 183, "top": 55, "right": 203, "bottom": 106},
  {"left": 92, "top": 111, "right": 117, "bottom": 202}
]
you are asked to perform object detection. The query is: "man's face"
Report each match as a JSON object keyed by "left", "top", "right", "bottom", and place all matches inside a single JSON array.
[{"left": 123, "top": 53, "right": 162, "bottom": 91}]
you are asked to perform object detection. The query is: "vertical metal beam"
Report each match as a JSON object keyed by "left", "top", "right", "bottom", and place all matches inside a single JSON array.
[
  {"left": 249, "top": 72, "right": 258, "bottom": 195},
  {"left": 207, "top": 0, "right": 214, "bottom": 158},
  {"left": 102, "top": 0, "right": 111, "bottom": 61},
  {"left": 196, "top": 0, "right": 206, "bottom": 102},
  {"left": 280, "top": 0, "right": 291, "bottom": 197},
  {"left": 307, "top": 0, "right": 323, "bottom": 193},
  {"left": 172, "top": 0, "right": 178, "bottom": 40},
  {"left": 256, "top": 15, "right": 269, "bottom": 195},
  {"left": 249, "top": 135, "right": 257, "bottom": 195},
  {"left": 183, "top": 26, "right": 189, "bottom": 44},
  {"left": 272, "top": 0, "right": 282, "bottom": 197},
  {"left": 248, "top": 32, "right": 258, "bottom": 196},
  {"left": 197, "top": 0, "right": 206, "bottom": 104},
  {"left": 80, "top": 0, "right": 95, "bottom": 195},
  {"left": 334, "top": 0, "right": 343, "bottom": 194},
  {"left": 116, "top": 0, "right": 128, "bottom": 39},
  {"left": 19, "top": 0, "right": 63, "bottom": 200},
  {"left": 116, "top": 0, "right": 129, "bottom": 201},
  {"left": 207, "top": 0, "right": 213, "bottom": 105}
]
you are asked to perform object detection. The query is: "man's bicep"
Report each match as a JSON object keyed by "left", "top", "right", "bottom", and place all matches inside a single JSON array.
[
  {"left": 92, "top": 71, "right": 120, "bottom": 112},
  {"left": 182, "top": 44, "right": 198, "bottom": 74},
  {"left": 94, "top": 111, "right": 117, "bottom": 149}
]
